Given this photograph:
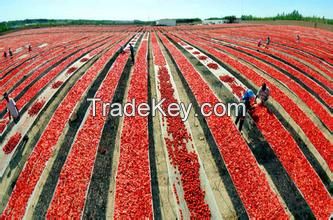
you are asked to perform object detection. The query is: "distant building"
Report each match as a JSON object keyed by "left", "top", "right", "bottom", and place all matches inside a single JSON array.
[
  {"left": 156, "top": 19, "right": 176, "bottom": 26},
  {"left": 202, "top": 19, "right": 227, "bottom": 25}
]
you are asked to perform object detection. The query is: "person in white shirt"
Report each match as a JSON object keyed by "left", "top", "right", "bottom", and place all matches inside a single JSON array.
[
  {"left": 4, "top": 92, "right": 20, "bottom": 124},
  {"left": 256, "top": 83, "right": 270, "bottom": 105}
]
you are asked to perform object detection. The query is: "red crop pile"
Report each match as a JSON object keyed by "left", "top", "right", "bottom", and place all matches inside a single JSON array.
[
  {"left": 207, "top": 62, "right": 218, "bottom": 70},
  {"left": 0, "top": 121, "right": 7, "bottom": 133},
  {"left": 51, "top": 81, "right": 63, "bottom": 89},
  {"left": 220, "top": 75, "right": 235, "bottom": 83},
  {"left": 198, "top": 55, "right": 207, "bottom": 60},
  {"left": 192, "top": 51, "right": 200, "bottom": 55},
  {"left": 186, "top": 46, "right": 193, "bottom": 50},
  {"left": 28, "top": 100, "right": 45, "bottom": 116},
  {"left": 80, "top": 57, "right": 89, "bottom": 62},
  {"left": 67, "top": 66, "right": 78, "bottom": 74},
  {"left": 3, "top": 133, "right": 22, "bottom": 154},
  {"left": 230, "top": 83, "right": 245, "bottom": 99}
]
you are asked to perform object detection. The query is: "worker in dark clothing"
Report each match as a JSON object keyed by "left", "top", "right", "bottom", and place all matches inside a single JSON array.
[
  {"left": 129, "top": 43, "right": 135, "bottom": 64},
  {"left": 235, "top": 89, "right": 255, "bottom": 132},
  {"left": 119, "top": 45, "right": 125, "bottom": 54},
  {"left": 8, "top": 48, "right": 13, "bottom": 57},
  {"left": 266, "top": 36, "right": 271, "bottom": 49},
  {"left": 28, "top": 45, "right": 32, "bottom": 52},
  {"left": 235, "top": 99, "right": 251, "bottom": 132},
  {"left": 3, "top": 51, "right": 7, "bottom": 58},
  {"left": 296, "top": 35, "right": 301, "bottom": 43},
  {"left": 257, "top": 39, "right": 262, "bottom": 51}
]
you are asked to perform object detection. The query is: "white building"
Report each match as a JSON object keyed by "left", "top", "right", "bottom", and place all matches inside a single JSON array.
[
  {"left": 156, "top": 19, "right": 176, "bottom": 26},
  {"left": 202, "top": 19, "right": 227, "bottom": 25}
]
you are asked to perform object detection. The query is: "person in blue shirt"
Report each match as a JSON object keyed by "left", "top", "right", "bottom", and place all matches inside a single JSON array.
[{"left": 235, "top": 89, "right": 255, "bottom": 132}]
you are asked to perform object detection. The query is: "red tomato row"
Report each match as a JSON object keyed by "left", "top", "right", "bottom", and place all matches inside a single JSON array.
[
  {"left": 0, "top": 35, "right": 104, "bottom": 113},
  {"left": 178, "top": 33, "right": 333, "bottom": 171},
  {"left": 0, "top": 35, "right": 127, "bottom": 219},
  {"left": 175, "top": 33, "right": 333, "bottom": 219},
  {"left": 159, "top": 32, "right": 288, "bottom": 219},
  {"left": 113, "top": 38, "right": 153, "bottom": 219},
  {"left": 46, "top": 41, "right": 131, "bottom": 218},
  {"left": 207, "top": 34, "right": 333, "bottom": 90},
  {"left": 152, "top": 33, "right": 211, "bottom": 218},
  {"left": 217, "top": 44, "right": 333, "bottom": 131},
  {"left": 0, "top": 33, "right": 70, "bottom": 78},
  {"left": 225, "top": 43, "right": 333, "bottom": 107},
  {"left": 1, "top": 34, "right": 98, "bottom": 94}
]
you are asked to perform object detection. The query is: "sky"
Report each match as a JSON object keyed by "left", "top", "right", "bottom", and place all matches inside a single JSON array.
[{"left": 1, "top": 0, "right": 332, "bottom": 22}]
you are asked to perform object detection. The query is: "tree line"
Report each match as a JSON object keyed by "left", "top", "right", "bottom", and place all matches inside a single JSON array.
[{"left": 241, "top": 10, "right": 333, "bottom": 25}]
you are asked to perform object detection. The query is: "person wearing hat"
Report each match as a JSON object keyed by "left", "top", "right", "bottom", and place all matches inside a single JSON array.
[
  {"left": 235, "top": 89, "right": 255, "bottom": 132},
  {"left": 256, "top": 83, "right": 270, "bottom": 105},
  {"left": 3, "top": 93, "right": 20, "bottom": 124}
]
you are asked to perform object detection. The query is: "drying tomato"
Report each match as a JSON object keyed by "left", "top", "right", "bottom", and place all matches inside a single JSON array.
[
  {"left": 28, "top": 100, "right": 45, "bottom": 116},
  {"left": 3, "top": 133, "right": 22, "bottom": 154},
  {"left": 207, "top": 62, "right": 218, "bottom": 70},
  {"left": 51, "top": 80, "right": 64, "bottom": 89}
]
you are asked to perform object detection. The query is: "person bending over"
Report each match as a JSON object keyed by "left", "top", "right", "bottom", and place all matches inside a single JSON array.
[{"left": 256, "top": 83, "right": 270, "bottom": 105}]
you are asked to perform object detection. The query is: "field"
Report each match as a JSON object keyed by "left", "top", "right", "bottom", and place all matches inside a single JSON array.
[{"left": 0, "top": 24, "right": 332, "bottom": 219}]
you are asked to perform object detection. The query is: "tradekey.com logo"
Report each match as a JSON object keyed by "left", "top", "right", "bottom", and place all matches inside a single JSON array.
[{"left": 87, "top": 98, "right": 246, "bottom": 121}]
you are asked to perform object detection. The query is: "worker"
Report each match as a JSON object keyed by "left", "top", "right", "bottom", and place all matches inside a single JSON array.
[
  {"left": 8, "top": 48, "right": 13, "bottom": 57},
  {"left": 129, "top": 43, "right": 135, "bottom": 64},
  {"left": 296, "top": 35, "right": 301, "bottom": 43},
  {"left": 257, "top": 39, "right": 262, "bottom": 51},
  {"left": 242, "top": 89, "right": 255, "bottom": 103},
  {"left": 3, "top": 92, "right": 20, "bottom": 124},
  {"left": 3, "top": 51, "right": 7, "bottom": 58},
  {"left": 256, "top": 83, "right": 270, "bottom": 105},
  {"left": 119, "top": 45, "right": 125, "bottom": 54},
  {"left": 28, "top": 45, "right": 32, "bottom": 52},
  {"left": 235, "top": 89, "right": 255, "bottom": 132},
  {"left": 266, "top": 36, "right": 271, "bottom": 49}
]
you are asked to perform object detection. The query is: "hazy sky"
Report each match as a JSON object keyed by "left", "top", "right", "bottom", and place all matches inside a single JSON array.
[{"left": 1, "top": 0, "right": 332, "bottom": 21}]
